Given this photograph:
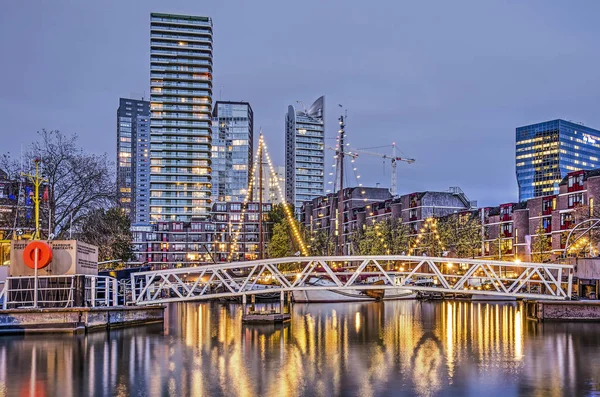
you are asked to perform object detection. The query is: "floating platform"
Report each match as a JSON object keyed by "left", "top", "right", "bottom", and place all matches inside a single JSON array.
[
  {"left": 242, "top": 310, "right": 291, "bottom": 324},
  {"left": 526, "top": 300, "right": 600, "bottom": 322},
  {"left": 0, "top": 305, "right": 164, "bottom": 334}
]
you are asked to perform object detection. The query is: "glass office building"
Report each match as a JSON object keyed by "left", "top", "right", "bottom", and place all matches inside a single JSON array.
[
  {"left": 149, "top": 13, "right": 213, "bottom": 221},
  {"left": 285, "top": 96, "right": 325, "bottom": 213},
  {"left": 516, "top": 119, "right": 600, "bottom": 201},
  {"left": 211, "top": 101, "right": 254, "bottom": 202},
  {"left": 117, "top": 98, "right": 150, "bottom": 224}
]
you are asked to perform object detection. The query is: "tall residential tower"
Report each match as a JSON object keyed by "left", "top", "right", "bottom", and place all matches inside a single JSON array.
[
  {"left": 516, "top": 119, "right": 600, "bottom": 201},
  {"left": 285, "top": 96, "right": 325, "bottom": 212},
  {"left": 211, "top": 101, "right": 254, "bottom": 202},
  {"left": 149, "top": 13, "right": 213, "bottom": 221},
  {"left": 117, "top": 98, "right": 150, "bottom": 223}
]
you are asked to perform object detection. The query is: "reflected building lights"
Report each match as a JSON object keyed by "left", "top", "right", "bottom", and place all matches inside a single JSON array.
[{"left": 0, "top": 301, "right": 598, "bottom": 396}]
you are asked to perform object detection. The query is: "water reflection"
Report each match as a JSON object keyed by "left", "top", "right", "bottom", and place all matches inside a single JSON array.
[{"left": 0, "top": 301, "right": 599, "bottom": 396}]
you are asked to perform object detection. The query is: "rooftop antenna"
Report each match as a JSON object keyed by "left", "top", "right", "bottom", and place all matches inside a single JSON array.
[{"left": 296, "top": 100, "right": 308, "bottom": 114}]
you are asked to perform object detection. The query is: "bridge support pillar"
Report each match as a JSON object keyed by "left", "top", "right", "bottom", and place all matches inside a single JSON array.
[{"left": 280, "top": 291, "right": 285, "bottom": 313}]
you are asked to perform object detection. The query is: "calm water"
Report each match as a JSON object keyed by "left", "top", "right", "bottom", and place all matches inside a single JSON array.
[{"left": 0, "top": 301, "right": 599, "bottom": 397}]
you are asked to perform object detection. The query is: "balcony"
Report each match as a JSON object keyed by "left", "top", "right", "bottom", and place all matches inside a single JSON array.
[
  {"left": 501, "top": 213, "right": 512, "bottom": 222},
  {"left": 542, "top": 206, "right": 553, "bottom": 216},
  {"left": 503, "top": 231, "right": 513, "bottom": 238}
]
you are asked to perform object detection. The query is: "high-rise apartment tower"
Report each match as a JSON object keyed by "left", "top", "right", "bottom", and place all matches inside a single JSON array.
[
  {"left": 117, "top": 98, "right": 150, "bottom": 223},
  {"left": 211, "top": 101, "right": 253, "bottom": 202},
  {"left": 149, "top": 13, "right": 213, "bottom": 221},
  {"left": 285, "top": 96, "right": 325, "bottom": 212}
]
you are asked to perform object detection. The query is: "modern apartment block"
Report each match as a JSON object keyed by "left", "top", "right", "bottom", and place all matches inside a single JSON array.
[
  {"left": 149, "top": 13, "right": 213, "bottom": 222},
  {"left": 117, "top": 98, "right": 150, "bottom": 223},
  {"left": 130, "top": 201, "right": 272, "bottom": 267},
  {"left": 285, "top": 96, "right": 325, "bottom": 213},
  {"left": 516, "top": 119, "right": 600, "bottom": 201},
  {"left": 211, "top": 101, "right": 253, "bottom": 202}
]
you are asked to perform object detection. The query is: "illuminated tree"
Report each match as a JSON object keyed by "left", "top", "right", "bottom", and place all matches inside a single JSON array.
[
  {"left": 438, "top": 213, "right": 482, "bottom": 258},
  {"left": 531, "top": 220, "right": 551, "bottom": 263},
  {"left": 409, "top": 217, "right": 445, "bottom": 256}
]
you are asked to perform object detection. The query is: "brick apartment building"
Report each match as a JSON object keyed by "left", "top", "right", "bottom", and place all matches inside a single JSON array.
[
  {"left": 481, "top": 169, "right": 600, "bottom": 261},
  {"left": 301, "top": 186, "right": 476, "bottom": 254},
  {"left": 131, "top": 201, "right": 272, "bottom": 268}
]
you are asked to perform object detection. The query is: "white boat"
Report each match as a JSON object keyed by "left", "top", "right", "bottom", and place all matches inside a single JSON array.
[
  {"left": 292, "top": 277, "right": 417, "bottom": 303},
  {"left": 470, "top": 294, "right": 516, "bottom": 301}
]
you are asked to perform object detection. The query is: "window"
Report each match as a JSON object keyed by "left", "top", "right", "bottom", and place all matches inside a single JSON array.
[
  {"left": 542, "top": 217, "right": 552, "bottom": 233},
  {"left": 560, "top": 213, "right": 574, "bottom": 229},
  {"left": 568, "top": 193, "right": 583, "bottom": 208},
  {"left": 542, "top": 197, "right": 555, "bottom": 214},
  {"left": 409, "top": 209, "right": 418, "bottom": 220}
]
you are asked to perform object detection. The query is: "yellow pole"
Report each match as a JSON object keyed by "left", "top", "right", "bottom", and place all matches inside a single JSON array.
[
  {"left": 34, "top": 159, "right": 40, "bottom": 240},
  {"left": 22, "top": 158, "right": 45, "bottom": 240}
]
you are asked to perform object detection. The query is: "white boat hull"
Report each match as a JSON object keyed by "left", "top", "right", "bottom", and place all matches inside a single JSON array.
[
  {"left": 470, "top": 294, "right": 517, "bottom": 301},
  {"left": 292, "top": 288, "right": 416, "bottom": 303}
]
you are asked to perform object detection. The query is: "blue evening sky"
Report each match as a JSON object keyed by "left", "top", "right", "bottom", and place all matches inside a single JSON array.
[{"left": 1, "top": 0, "right": 599, "bottom": 206}]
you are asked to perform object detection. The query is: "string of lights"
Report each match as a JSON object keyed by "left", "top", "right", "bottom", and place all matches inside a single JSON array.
[
  {"left": 409, "top": 217, "right": 445, "bottom": 255},
  {"left": 262, "top": 137, "right": 309, "bottom": 256},
  {"left": 227, "top": 135, "right": 263, "bottom": 261}
]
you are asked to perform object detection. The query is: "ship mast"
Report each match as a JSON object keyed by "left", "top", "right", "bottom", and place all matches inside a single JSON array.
[{"left": 336, "top": 113, "right": 345, "bottom": 255}]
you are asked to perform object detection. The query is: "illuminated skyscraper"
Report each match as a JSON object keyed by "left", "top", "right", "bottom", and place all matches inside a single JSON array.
[
  {"left": 211, "top": 101, "right": 253, "bottom": 202},
  {"left": 516, "top": 119, "right": 600, "bottom": 201},
  {"left": 117, "top": 98, "right": 150, "bottom": 223},
  {"left": 285, "top": 96, "right": 325, "bottom": 212},
  {"left": 149, "top": 13, "right": 213, "bottom": 221}
]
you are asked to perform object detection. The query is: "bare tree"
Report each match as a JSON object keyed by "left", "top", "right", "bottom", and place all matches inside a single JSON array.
[{"left": 1, "top": 130, "right": 115, "bottom": 238}]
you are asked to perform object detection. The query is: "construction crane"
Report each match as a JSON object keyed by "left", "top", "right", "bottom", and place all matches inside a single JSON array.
[{"left": 337, "top": 143, "right": 415, "bottom": 196}]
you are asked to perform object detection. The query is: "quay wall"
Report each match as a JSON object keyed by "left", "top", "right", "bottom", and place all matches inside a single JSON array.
[
  {"left": 0, "top": 306, "right": 164, "bottom": 334},
  {"left": 526, "top": 300, "right": 600, "bottom": 322}
]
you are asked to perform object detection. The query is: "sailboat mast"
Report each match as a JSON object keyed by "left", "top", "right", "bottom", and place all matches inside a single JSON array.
[{"left": 337, "top": 114, "right": 345, "bottom": 255}]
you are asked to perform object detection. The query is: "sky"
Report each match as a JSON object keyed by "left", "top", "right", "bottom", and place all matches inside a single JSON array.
[{"left": 1, "top": 0, "right": 600, "bottom": 206}]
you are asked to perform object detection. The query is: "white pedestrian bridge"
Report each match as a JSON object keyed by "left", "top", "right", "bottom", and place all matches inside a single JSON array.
[{"left": 129, "top": 256, "right": 574, "bottom": 305}]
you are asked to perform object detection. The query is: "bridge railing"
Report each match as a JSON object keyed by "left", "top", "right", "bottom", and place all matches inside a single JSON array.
[
  {"left": 129, "top": 256, "right": 574, "bottom": 305},
  {"left": 1, "top": 275, "right": 119, "bottom": 309}
]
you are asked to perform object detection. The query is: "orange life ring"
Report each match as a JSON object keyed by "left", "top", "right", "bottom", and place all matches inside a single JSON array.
[{"left": 23, "top": 241, "right": 53, "bottom": 269}]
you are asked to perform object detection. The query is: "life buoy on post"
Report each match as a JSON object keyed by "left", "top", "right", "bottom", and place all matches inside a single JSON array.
[{"left": 23, "top": 241, "right": 53, "bottom": 269}]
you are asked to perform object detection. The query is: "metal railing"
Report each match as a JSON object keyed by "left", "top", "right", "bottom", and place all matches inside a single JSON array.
[
  {"left": 1, "top": 275, "right": 119, "bottom": 310},
  {"left": 130, "top": 255, "right": 574, "bottom": 305}
]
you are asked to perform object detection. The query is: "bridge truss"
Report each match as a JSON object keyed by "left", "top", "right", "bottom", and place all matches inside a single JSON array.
[{"left": 130, "top": 256, "right": 573, "bottom": 305}]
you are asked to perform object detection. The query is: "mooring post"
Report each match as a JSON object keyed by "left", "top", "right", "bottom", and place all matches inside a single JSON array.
[
  {"left": 280, "top": 291, "right": 285, "bottom": 314},
  {"left": 250, "top": 294, "right": 255, "bottom": 313},
  {"left": 242, "top": 294, "right": 247, "bottom": 315}
]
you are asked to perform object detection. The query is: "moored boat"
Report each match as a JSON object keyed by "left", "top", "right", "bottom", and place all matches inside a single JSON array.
[{"left": 292, "top": 277, "right": 416, "bottom": 303}]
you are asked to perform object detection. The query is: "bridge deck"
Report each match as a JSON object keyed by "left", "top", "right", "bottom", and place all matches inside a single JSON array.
[{"left": 129, "top": 256, "right": 574, "bottom": 305}]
